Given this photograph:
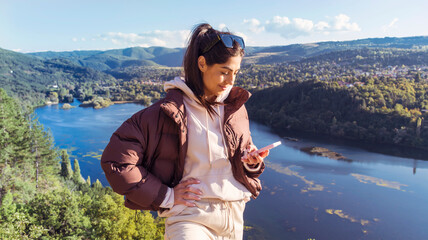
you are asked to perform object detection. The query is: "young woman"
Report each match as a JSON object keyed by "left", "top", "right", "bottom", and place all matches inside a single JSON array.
[{"left": 101, "top": 23, "right": 269, "bottom": 240}]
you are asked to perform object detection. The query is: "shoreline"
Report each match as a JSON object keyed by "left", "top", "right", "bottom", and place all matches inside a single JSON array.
[
  {"left": 256, "top": 122, "right": 428, "bottom": 161},
  {"left": 111, "top": 100, "right": 141, "bottom": 104},
  {"left": 36, "top": 99, "right": 145, "bottom": 110}
]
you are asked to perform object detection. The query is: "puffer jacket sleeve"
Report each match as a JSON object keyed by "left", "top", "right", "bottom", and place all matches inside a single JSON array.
[{"left": 100, "top": 113, "right": 168, "bottom": 211}]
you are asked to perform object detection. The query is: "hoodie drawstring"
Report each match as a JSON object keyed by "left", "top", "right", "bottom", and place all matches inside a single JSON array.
[
  {"left": 218, "top": 105, "right": 229, "bottom": 159},
  {"left": 205, "top": 110, "right": 212, "bottom": 168}
]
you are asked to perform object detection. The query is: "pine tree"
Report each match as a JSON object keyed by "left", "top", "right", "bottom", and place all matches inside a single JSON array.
[
  {"left": 93, "top": 179, "right": 103, "bottom": 189},
  {"left": 86, "top": 176, "right": 91, "bottom": 186},
  {"left": 60, "top": 150, "right": 73, "bottom": 179},
  {"left": 20, "top": 116, "right": 58, "bottom": 188},
  {"left": 415, "top": 72, "right": 421, "bottom": 83},
  {"left": 73, "top": 159, "right": 85, "bottom": 184},
  {"left": 0, "top": 88, "right": 27, "bottom": 167},
  {"left": 0, "top": 89, "right": 15, "bottom": 166}
]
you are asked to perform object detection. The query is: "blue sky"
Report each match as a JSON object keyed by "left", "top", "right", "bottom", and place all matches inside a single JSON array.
[{"left": 1, "top": 0, "right": 427, "bottom": 52}]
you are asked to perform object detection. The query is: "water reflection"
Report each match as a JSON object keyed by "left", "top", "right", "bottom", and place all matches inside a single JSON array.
[{"left": 413, "top": 159, "right": 417, "bottom": 175}]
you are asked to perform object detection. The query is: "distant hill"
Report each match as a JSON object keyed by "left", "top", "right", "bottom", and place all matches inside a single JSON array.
[
  {"left": 28, "top": 36, "right": 428, "bottom": 68},
  {"left": 243, "top": 36, "right": 428, "bottom": 65},
  {"left": 298, "top": 48, "right": 428, "bottom": 67},
  {"left": 0, "top": 47, "right": 115, "bottom": 105},
  {"left": 29, "top": 46, "right": 185, "bottom": 70}
]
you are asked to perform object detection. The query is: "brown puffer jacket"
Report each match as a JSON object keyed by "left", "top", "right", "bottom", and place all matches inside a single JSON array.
[{"left": 100, "top": 87, "right": 265, "bottom": 211}]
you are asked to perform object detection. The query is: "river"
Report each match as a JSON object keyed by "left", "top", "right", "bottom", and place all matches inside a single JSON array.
[{"left": 35, "top": 100, "right": 428, "bottom": 240}]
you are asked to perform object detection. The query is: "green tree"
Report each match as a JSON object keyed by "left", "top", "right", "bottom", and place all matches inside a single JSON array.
[
  {"left": 73, "top": 159, "right": 85, "bottom": 184},
  {"left": 28, "top": 118, "right": 58, "bottom": 188},
  {"left": 60, "top": 150, "right": 73, "bottom": 179},
  {"left": 28, "top": 188, "right": 92, "bottom": 238}
]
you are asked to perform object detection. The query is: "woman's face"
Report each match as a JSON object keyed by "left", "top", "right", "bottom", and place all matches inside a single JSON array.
[{"left": 198, "top": 55, "right": 242, "bottom": 101}]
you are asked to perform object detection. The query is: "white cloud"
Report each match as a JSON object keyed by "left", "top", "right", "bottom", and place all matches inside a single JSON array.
[
  {"left": 72, "top": 37, "right": 87, "bottom": 42},
  {"left": 293, "top": 18, "right": 314, "bottom": 32},
  {"left": 96, "top": 30, "right": 191, "bottom": 48},
  {"left": 218, "top": 23, "right": 227, "bottom": 31},
  {"left": 382, "top": 18, "right": 399, "bottom": 32},
  {"left": 111, "top": 39, "right": 122, "bottom": 45},
  {"left": 315, "top": 21, "right": 329, "bottom": 31},
  {"left": 262, "top": 14, "right": 360, "bottom": 39},
  {"left": 270, "top": 16, "right": 291, "bottom": 26},
  {"left": 388, "top": 18, "right": 399, "bottom": 28},
  {"left": 151, "top": 37, "right": 166, "bottom": 46},
  {"left": 332, "top": 14, "right": 361, "bottom": 32},
  {"left": 243, "top": 18, "right": 265, "bottom": 33},
  {"left": 265, "top": 16, "right": 314, "bottom": 38}
]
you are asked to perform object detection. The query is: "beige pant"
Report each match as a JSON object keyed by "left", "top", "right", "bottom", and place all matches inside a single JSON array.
[{"left": 164, "top": 199, "right": 246, "bottom": 240}]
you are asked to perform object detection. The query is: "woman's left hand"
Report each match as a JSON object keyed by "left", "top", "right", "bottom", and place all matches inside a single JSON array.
[{"left": 241, "top": 145, "right": 269, "bottom": 165}]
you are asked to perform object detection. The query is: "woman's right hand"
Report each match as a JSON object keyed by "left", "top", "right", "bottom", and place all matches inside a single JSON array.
[{"left": 173, "top": 178, "right": 202, "bottom": 207}]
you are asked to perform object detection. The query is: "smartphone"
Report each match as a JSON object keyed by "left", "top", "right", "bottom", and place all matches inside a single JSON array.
[{"left": 242, "top": 141, "right": 282, "bottom": 160}]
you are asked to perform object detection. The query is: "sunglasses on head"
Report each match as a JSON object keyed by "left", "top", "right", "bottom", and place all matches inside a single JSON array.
[{"left": 202, "top": 34, "right": 245, "bottom": 54}]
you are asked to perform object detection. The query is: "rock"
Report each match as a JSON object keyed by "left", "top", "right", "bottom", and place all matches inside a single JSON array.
[
  {"left": 300, "top": 146, "right": 350, "bottom": 161},
  {"left": 61, "top": 103, "right": 75, "bottom": 110}
]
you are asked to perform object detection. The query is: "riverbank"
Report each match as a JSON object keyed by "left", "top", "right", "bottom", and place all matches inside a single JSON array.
[
  {"left": 80, "top": 100, "right": 145, "bottom": 109},
  {"left": 112, "top": 100, "right": 140, "bottom": 104},
  {"left": 275, "top": 127, "right": 428, "bottom": 161},
  {"left": 36, "top": 99, "right": 145, "bottom": 110}
]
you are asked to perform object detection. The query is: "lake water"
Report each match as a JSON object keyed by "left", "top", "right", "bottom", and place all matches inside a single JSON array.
[{"left": 35, "top": 100, "right": 428, "bottom": 240}]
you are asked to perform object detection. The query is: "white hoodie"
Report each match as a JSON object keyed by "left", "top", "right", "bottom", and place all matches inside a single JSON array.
[{"left": 159, "top": 77, "right": 252, "bottom": 216}]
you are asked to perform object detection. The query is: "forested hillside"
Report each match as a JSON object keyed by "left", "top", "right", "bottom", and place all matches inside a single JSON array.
[
  {"left": 237, "top": 48, "right": 428, "bottom": 89},
  {"left": 245, "top": 70, "right": 428, "bottom": 149},
  {"left": 239, "top": 47, "right": 428, "bottom": 149},
  {"left": 0, "top": 48, "right": 116, "bottom": 106},
  {"left": 0, "top": 89, "right": 164, "bottom": 239},
  {"left": 0, "top": 47, "right": 172, "bottom": 108}
]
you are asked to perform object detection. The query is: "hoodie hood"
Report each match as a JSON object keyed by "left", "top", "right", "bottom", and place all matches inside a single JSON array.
[{"left": 164, "top": 76, "right": 232, "bottom": 104}]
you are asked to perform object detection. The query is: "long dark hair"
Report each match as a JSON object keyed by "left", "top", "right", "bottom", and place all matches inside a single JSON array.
[{"left": 183, "top": 23, "right": 244, "bottom": 116}]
